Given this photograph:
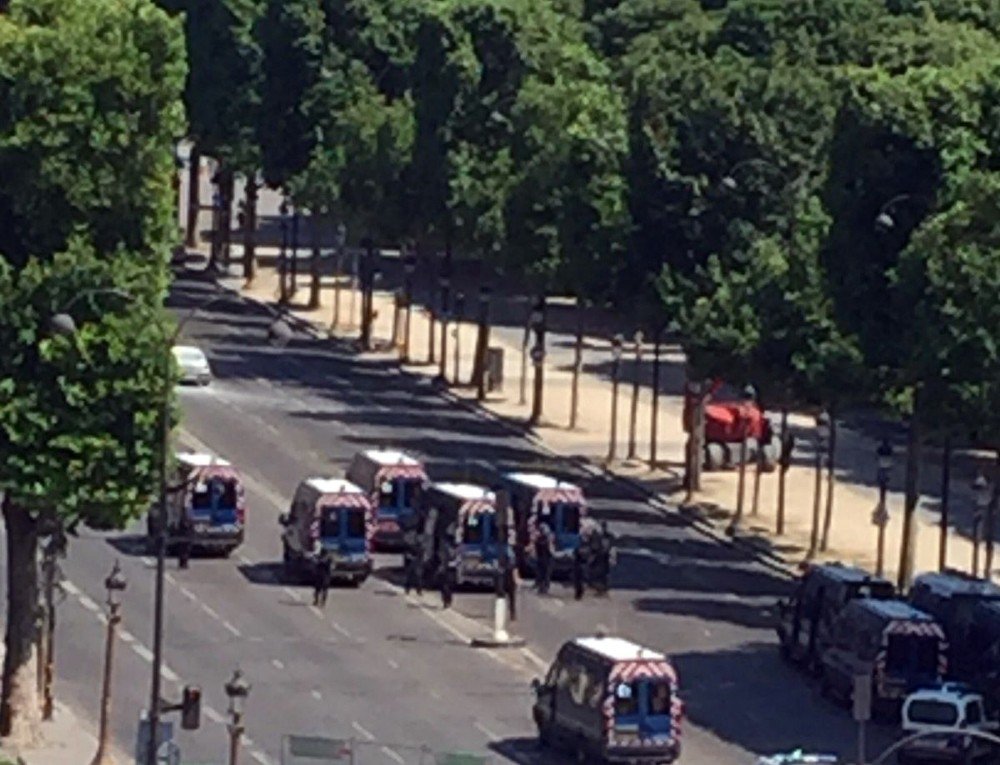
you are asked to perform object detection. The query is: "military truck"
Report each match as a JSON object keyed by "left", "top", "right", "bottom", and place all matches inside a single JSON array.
[{"left": 776, "top": 562, "right": 895, "bottom": 673}]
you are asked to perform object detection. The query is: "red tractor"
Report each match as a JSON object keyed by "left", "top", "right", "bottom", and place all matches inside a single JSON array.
[{"left": 683, "top": 380, "right": 779, "bottom": 471}]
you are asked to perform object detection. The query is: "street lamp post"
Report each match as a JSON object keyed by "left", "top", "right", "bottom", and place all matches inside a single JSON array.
[
  {"left": 874, "top": 439, "right": 893, "bottom": 577},
  {"left": 626, "top": 331, "right": 643, "bottom": 461},
  {"left": 528, "top": 298, "right": 546, "bottom": 426},
  {"left": 607, "top": 335, "right": 624, "bottom": 463},
  {"left": 973, "top": 472, "right": 990, "bottom": 577},
  {"left": 224, "top": 669, "right": 251, "bottom": 765},
  {"left": 49, "top": 290, "right": 291, "bottom": 765},
  {"left": 808, "top": 410, "right": 831, "bottom": 558},
  {"left": 402, "top": 251, "right": 416, "bottom": 362},
  {"left": 91, "top": 561, "right": 127, "bottom": 765},
  {"left": 729, "top": 385, "right": 757, "bottom": 536}
]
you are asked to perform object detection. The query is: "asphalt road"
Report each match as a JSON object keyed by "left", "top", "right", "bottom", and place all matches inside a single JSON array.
[{"left": 11, "top": 270, "right": 904, "bottom": 764}]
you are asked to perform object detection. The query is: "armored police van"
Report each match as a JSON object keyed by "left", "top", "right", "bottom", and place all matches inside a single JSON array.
[
  {"left": 346, "top": 449, "right": 428, "bottom": 549},
  {"left": 502, "top": 472, "right": 588, "bottom": 576},
  {"left": 776, "top": 562, "right": 895, "bottom": 672},
  {"left": 819, "top": 599, "right": 946, "bottom": 718},
  {"left": 532, "top": 635, "right": 682, "bottom": 764}
]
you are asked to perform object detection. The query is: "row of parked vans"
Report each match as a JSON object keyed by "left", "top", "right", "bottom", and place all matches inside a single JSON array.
[{"left": 776, "top": 563, "right": 1000, "bottom": 762}]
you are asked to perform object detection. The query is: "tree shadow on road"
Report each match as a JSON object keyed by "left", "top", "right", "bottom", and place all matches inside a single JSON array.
[{"left": 632, "top": 595, "right": 777, "bottom": 631}]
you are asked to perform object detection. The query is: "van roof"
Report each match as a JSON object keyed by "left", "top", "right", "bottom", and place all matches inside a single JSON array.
[
  {"left": 809, "top": 562, "right": 890, "bottom": 586},
  {"left": 505, "top": 472, "right": 581, "bottom": 493},
  {"left": 361, "top": 449, "right": 421, "bottom": 467},
  {"left": 858, "top": 599, "right": 934, "bottom": 621},
  {"left": 433, "top": 482, "right": 495, "bottom": 503},
  {"left": 305, "top": 478, "right": 365, "bottom": 495},
  {"left": 574, "top": 636, "right": 665, "bottom": 663},
  {"left": 912, "top": 571, "right": 1000, "bottom": 599},
  {"left": 177, "top": 452, "right": 231, "bottom": 468}
]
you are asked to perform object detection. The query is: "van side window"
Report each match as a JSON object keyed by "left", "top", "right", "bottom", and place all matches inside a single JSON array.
[
  {"left": 545, "top": 663, "right": 559, "bottom": 687},
  {"left": 586, "top": 673, "right": 604, "bottom": 709}
]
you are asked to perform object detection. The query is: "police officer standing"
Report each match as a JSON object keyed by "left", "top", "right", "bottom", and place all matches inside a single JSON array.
[
  {"left": 535, "top": 523, "right": 554, "bottom": 595},
  {"left": 572, "top": 540, "right": 587, "bottom": 600},
  {"left": 313, "top": 547, "right": 333, "bottom": 607},
  {"left": 593, "top": 521, "right": 614, "bottom": 596},
  {"left": 177, "top": 515, "right": 192, "bottom": 570},
  {"left": 403, "top": 522, "right": 424, "bottom": 596}
]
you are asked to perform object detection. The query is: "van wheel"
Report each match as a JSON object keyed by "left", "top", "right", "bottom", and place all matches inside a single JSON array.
[
  {"left": 536, "top": 723, "right": 551, "bottom": 749},
  {"left": 574, "top": 738, "right": 591, "bottom": 764}
]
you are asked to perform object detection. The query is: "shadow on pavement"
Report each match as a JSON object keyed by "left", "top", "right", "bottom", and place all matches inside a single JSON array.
[{"left": 633, "top": 595, "right": 776, "bottom": 631}]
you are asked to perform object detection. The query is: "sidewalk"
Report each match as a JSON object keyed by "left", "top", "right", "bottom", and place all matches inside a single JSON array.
[{"left": 221, "top": 244, "right": 994, "bottom": 585}]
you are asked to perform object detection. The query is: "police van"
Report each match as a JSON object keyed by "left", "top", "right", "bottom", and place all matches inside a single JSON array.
[
  {"left": 532, "top": 635, "right": 682, "bottom": 764},
  {"left": 346, "top": 449, "right": 428, "bottom": 549}
]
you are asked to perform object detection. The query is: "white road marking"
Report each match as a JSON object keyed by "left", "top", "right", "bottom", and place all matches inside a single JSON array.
[
  {"left": 250, "top": 749, "right": 272, "bottom": 765},
  {"left": 141, "top": 556, "right": 155, "bottom": 567},
  {"left": 162, "top": 666, "right": 180, "bottom": 683},
  {"left": 272, "top": 658, "right": 284, "bottom": 670},
  {"left": 474, "top": 721, "right": 500, "bottom": 740},
  {"left": 223, "top": 620, "right": 242, "bottom": 637},
  {"left": 308, "top": 605, "right": 323, "bottom": 618},
  {"left": 351, "top": 721, "right": 375, "bottom": 740},
  {"left": 311, "top": 690, "right": 322, "bottom": 700},
  {"left": 381, "top": 746, "right": 405, "bottom": 763},
  {"left": 283, "top": 586, "right": 301, "bottom": 601},
  {"left": 165, "top": 573, "right": 176, "bottom": 584},
  {"left": 204, "top": 706, "right": 225, "bottom": 724},
  {"left": 522, "top": 648, "right": 549, "bottom": 671},
  {"left": 132, "top": 644, "right": 154, "bottom": 663},
  {"left": 387, "top": 658, "right": 399, "bottom": 670},
  {"left": 330, "top": 621, "right": 351, "bottom": 638},
  {"left": 119, "top": 630, "right": 136, "bottom": 644},
  {"left": 62, "top": 581, "right": 80, "bottom": 596},
  {"left": 78, "top": 595, "right": 99, "bottom": 612},
  {"left": 200, "top": 602, "right": 220, "bottom": 620},
  {"left": 237, "top": 553, "right": 253, "bottom": 565},
  {"left": 180, "top": 586, "right": 198, "bottom": 602}
]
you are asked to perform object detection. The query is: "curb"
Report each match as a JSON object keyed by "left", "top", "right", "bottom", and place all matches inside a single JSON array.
[{"left": 205, "top": 273, "right": 796, "bottom": 580}]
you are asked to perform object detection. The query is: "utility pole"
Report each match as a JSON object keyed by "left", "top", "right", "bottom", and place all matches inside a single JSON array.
[{"left": 242, "top": 178, "right": 258, "bottom": 284}]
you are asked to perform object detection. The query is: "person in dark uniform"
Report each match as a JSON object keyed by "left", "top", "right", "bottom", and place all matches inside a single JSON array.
[
  {"left": 573, "top": 540, "right": 587, "bottom": 600},
  {"left": 177, "top": 515, "right": 192, "bottom": 570},
  {"left": 403, "top": 525, "right": 424, "bottom": 596},
  {"left": 440, "top": 528, "right": 457, "bottom": 609},
  {"left": 504, "top": 563, "right": 518, "bottom": 621},
  {"left": 593, "top": 521, "right": 614, "bottom": 596},
  {"left": 313, "top": 547, "right": 333, "bottom": 607},
  {"left": 535, "top": 523, "right": 554, "bottom": 595}
]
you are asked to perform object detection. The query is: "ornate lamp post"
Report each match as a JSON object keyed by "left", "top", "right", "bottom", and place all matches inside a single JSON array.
[
  {"left": 808, "top": 410, "right": 831, "bottom": 557},
  {"left": 873, "top": 439, "right": 893, "bottom": 577},
  {"left": 973, "top": 472, "right": 990, "bottom": 577},
  {"left": 224, "top": 669, "right": 251, "bottom": 765},
  {"left": 607, "top": 335, "right": 624, "bottom": 462},
  {"left": 91, "top": 561, "right": 127, "bottom": 765}
]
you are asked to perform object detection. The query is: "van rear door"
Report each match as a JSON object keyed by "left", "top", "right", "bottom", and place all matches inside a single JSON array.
[{"left": 610, "top": 676, "right": 674, "bottom": 743}]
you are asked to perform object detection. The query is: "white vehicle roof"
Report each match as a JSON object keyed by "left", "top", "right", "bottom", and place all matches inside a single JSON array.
[
  {"left": 305, "top": 478, "right": 365, "bottom": 495},
  {"left": 361, "top": 449, "right": 421, "bottom": 467},
  {"left": 505, "top": 472, "right": 581, "bottom": 493},
  {"left": 177, "top": 452, "right": 231, "bottom": 468},
  {"left": 172, "top": 345, "right": 206, "bottom": 359},
  {"left": 574, "top": 635, "right": 665, "bottom": 663},
  {"left": 433, "top": 482, "right": 495, "bottom": 503},
  {"left": 907, "top": 683, "right": 982, "bottom": 704}
]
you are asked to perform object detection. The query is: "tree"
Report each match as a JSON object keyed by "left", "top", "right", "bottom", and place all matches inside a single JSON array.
[{"left": 0, "top": 0, "right": 184, "bottom": 743}]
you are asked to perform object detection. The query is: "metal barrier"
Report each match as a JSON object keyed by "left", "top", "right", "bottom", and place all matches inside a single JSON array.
[{"left": 281, "top": 735, "right": 492, "bottom": 765}]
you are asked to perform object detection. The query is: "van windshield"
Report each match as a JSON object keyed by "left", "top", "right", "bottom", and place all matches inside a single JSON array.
[
  {"left": 191, "top": 477, "right": 237, "bottom": 510},
  {"left": 886, "top": 634, "right": 939, "bottom": 676},
  {"left": 907, "top": 700, "right": 958, "bottom": 726}
]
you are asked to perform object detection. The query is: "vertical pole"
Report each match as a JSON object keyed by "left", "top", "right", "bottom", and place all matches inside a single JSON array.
[
  {"left": 569, "top": 302, "right": 583, "bottom": 430},
  {"left": 308, "top": 212, "right": 322, "bottom": 310},
  {"left": 750, "top": 448, "right": 763, "bottom": 518},
  {"left": 402, "top": 267, "right": 414, "bottom": 363},
  {"left": 985, "top": 451, "right": 1000, "bottom": 579},
  {"left": 452, "top": 292, "right": 464, "bottom": 385},
  {"left": 242, "top": 179, "right": 258, "bottom": 284},
  {"left": 649, "top": 330, "right": 661, "bottom": 469},
  {"left": 184, "top": 146, "right": 200, "bottom": 249},
  {"left": 733, "top": 417, "right": 748, "bottom": 533},
  {"left": 529, "top": 296, "right": 546, "bottom": 426},
  {"left": 41, "top": 546, "right": 55, "bottom": 721},
  {"left": 519, "top": 318, "right": 529, "bottom": 405},
  {"left": 91, "top": 600, "right": 120, "bottom": 765},
  {"left": 857, "top": 719, "right": 866, "bottom": 765},
  {"left": 809, "top": 443, "right": 823, "bottom": 558},
  {"left": 147, "top": 389, "right": 170, "bottom": 765},
  {"left": 438, "top": 279, "right": 450, "bottom": 380},
  {"left": 473, "top": 286, "right": 490, "bottom": 401},
  {"left": 332, "top": 245, "right": 343, "bottom": 329},
  {"left": 897, "top": 410, "right": 922, "bottom": 591},
  {"left": 876, "top": 479, "right": 888, "bottom": 578},
  {"left": 627, "top": 332, "right": 642, "bottom": 460},
  {"left": 227, "top": 713, "right": 242, "bottom": 765},
  {"left": 290, "top": 210, "right": 300, "bottom": 294},
  {"left": 608, "top": 360, "right": 620, "bottom": 463},
  {"left": 939, "top": 436, "right": 952, "bottom": 571},
  {"left": 776, "top": 408, "right": 790, "bottom": 535},
  {"left": 821, "top": 415, "right": 838, "bottom": 552},
  {"left": 974, "top": 514, "right": 982, "bottom": 578},
  {"left": 278, "top": 213, "right": 289, "bottom": 304}
]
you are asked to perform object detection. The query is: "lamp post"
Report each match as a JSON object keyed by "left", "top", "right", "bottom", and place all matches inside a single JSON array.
[
  {"left": 973, "top": 472, "right": 990, "bottom": 577},
  {"left": 626, "top": 331, "right": 643, "bottom": 461},
  {"left": 91, "top": 561, "right": 127, "bottom": 765},
  {"left": 729, "top": 384, "right": 757, "bottom": 536},
  {"left": 402, "top": 250, "right": 416, "bottom": 362},
  {"left": 528, "top": 298, "right": 546, "bottom": 426},
  {"left": 874, "top": 193, "right": 931, "bottom": 234},
  {"left": 224, "top": 669, "right": 251, "bottom": 765},
  {"left": 278, "top": 200, "right": 290, "bottom": 304},
  {"left": 808, "top": 410, "right": 831, "bottom": 558},
  {"left": 607, "top": 335, "right": 624, "bottom": 462},
  {"left": 49, "top": 291, "right": 291, "bottom": 765},
  {"left": 873, "top": 439, "right": 893, "bottom": 577}
]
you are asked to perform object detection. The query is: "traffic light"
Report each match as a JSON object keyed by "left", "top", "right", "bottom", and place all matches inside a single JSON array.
[{"left": 181, "top": 685, "right": 201, "bottom": 730}]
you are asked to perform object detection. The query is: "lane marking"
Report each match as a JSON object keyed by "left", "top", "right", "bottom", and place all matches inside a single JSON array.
[
  {"left": 119, "top": 630, "right": 136, "bottom": 644},
  {"left": 308, "top": 605, "right": 323, "bottom": 618},
  {"left": 204, "top": 706, "right": 225, "bottom": 724},
  {"left": 78, "top": 595, "right": 99, "bottom": 612},
  {"left": 311, "top": 690, "right": 322, "bottom": 700},
  {"left": 382, "top": 746, "right": 405, "bottom": 763},
  {"left": 330, "top": 621, "right": 351, "bottom": 638},
  {"left": 282, "top": 586, "right": 301, "bottom": 601},
  {"left": 474, "top": 721, "right": 499, "bottom": 740},
  {"left": 250, "top": 750, "right": 271, "bottom": 765},
  {"left": 141, "top": 556, "right": 155, "bottom": 567},
  {"left": 180, "top": 586, "right": 198, "bottom": 602},
  {"left": 272, "top": 658, "right": 284, "bottom": 670},
  {"left": 351, "top": 721, "right": 375, "bottom": 740},
  {"left": 223, "top": 620, "right": 242, "bottom": 637},
  {"left": 201, "top": 602, "right": 221, "bottom": 620},
  {"left": 162, "top": 666, "right": 180, "bottom": 683},
  {"left": 62, "top": 581, "right": 80, "bottom": 596},
  {"left": 387, "top": 658, "right": 399, "bottom": 670},
  {"left": 132, "top": 644, "right": 154, "bottom": 663}
]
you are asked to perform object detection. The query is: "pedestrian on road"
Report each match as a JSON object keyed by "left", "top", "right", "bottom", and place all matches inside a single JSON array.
[
  {"left": 535, "top": 523, "right": 554, "bottom": 595},
  {"left": 313, "top": 547, "right": 333, "bottom": 607},
  {"left": 504, "top": 564, "right": 518, "bottom": 621},
  {"left": 177, "top": 515, "right": 192, "bottom": 570},
  {"left": 593, "top": 521, "right": 614, "bottom": 596},
  {"left": 403, "top": 525, "right": 425, "bottom": 596},
  {"left": 573, "top": 541, "right": 587, "bottom": 601}
]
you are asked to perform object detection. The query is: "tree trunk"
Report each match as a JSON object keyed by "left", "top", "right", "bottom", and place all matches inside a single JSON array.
[
  {"left": 242, "top": 178, "right": 258, "bottom": 283},
  {"left": 308, "top": 212, "right": 322, "bottom": 310},
  {"left": 184, "top": 145, "right": 201, "bottom": 248},
  {"left": 985, "top": 449, "right": 1000, "bottom": 579},
  {"left": 219, "top": 168, "right": 235, "bottom": 272},
  {"left": 776, "top": 408, "right": 790, "bottom": 535},
  {"left": 939, "top": 435, "right": 952, "bottom": 572},
  {"left": 820, "top": 412, "right": 838, "bottom": 551},
  {"left": 897, "top": 407, "right": 923, "bottom": 590},
  {"left": 1, "top": 496, "right": 41, "bottom": 746}
]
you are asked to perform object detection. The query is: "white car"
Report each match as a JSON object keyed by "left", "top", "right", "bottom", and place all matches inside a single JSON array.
[
  {"left": 899, "top": 683, "right": 999, "bottom": 764},
  {"left": 172, "top": 345, "right": 212, "bottom": 385}
]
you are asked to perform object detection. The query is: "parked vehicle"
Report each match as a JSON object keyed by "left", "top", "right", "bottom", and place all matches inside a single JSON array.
[
  {"left": 148, "top": 452, "right": 245, "bottom": 556},
  {"left": 419, "top": 482, "right": 509, "bottom": 588},
  {"left": 532, "top": 634, "right": 682, "bottom": 764},
  {"left": 908, "top": 571, "right": 1000, "bottom": 712},
  {"left": 898, "top": 683, "right": 1000, "bottom": 764},
  {"left": 346, "top": 449, "right": 428, "bottom": 549},
  {"left": 502, "top": 472, "right": 587, "bottom": 577},
  {"left": 819, "top": 599, "right": 947, "bottom": 718},
  {"left": 279, "top": 478, "right": 373, "bottom": 586},
  {"left": 682, "top": 379, "right": 779, "bottom": 471},
  {"left": 776, "top": 562, "right": 895, "bottom": 672},
  {"left": 172, "top": 344, "right": 212, "bottom": 385}
]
